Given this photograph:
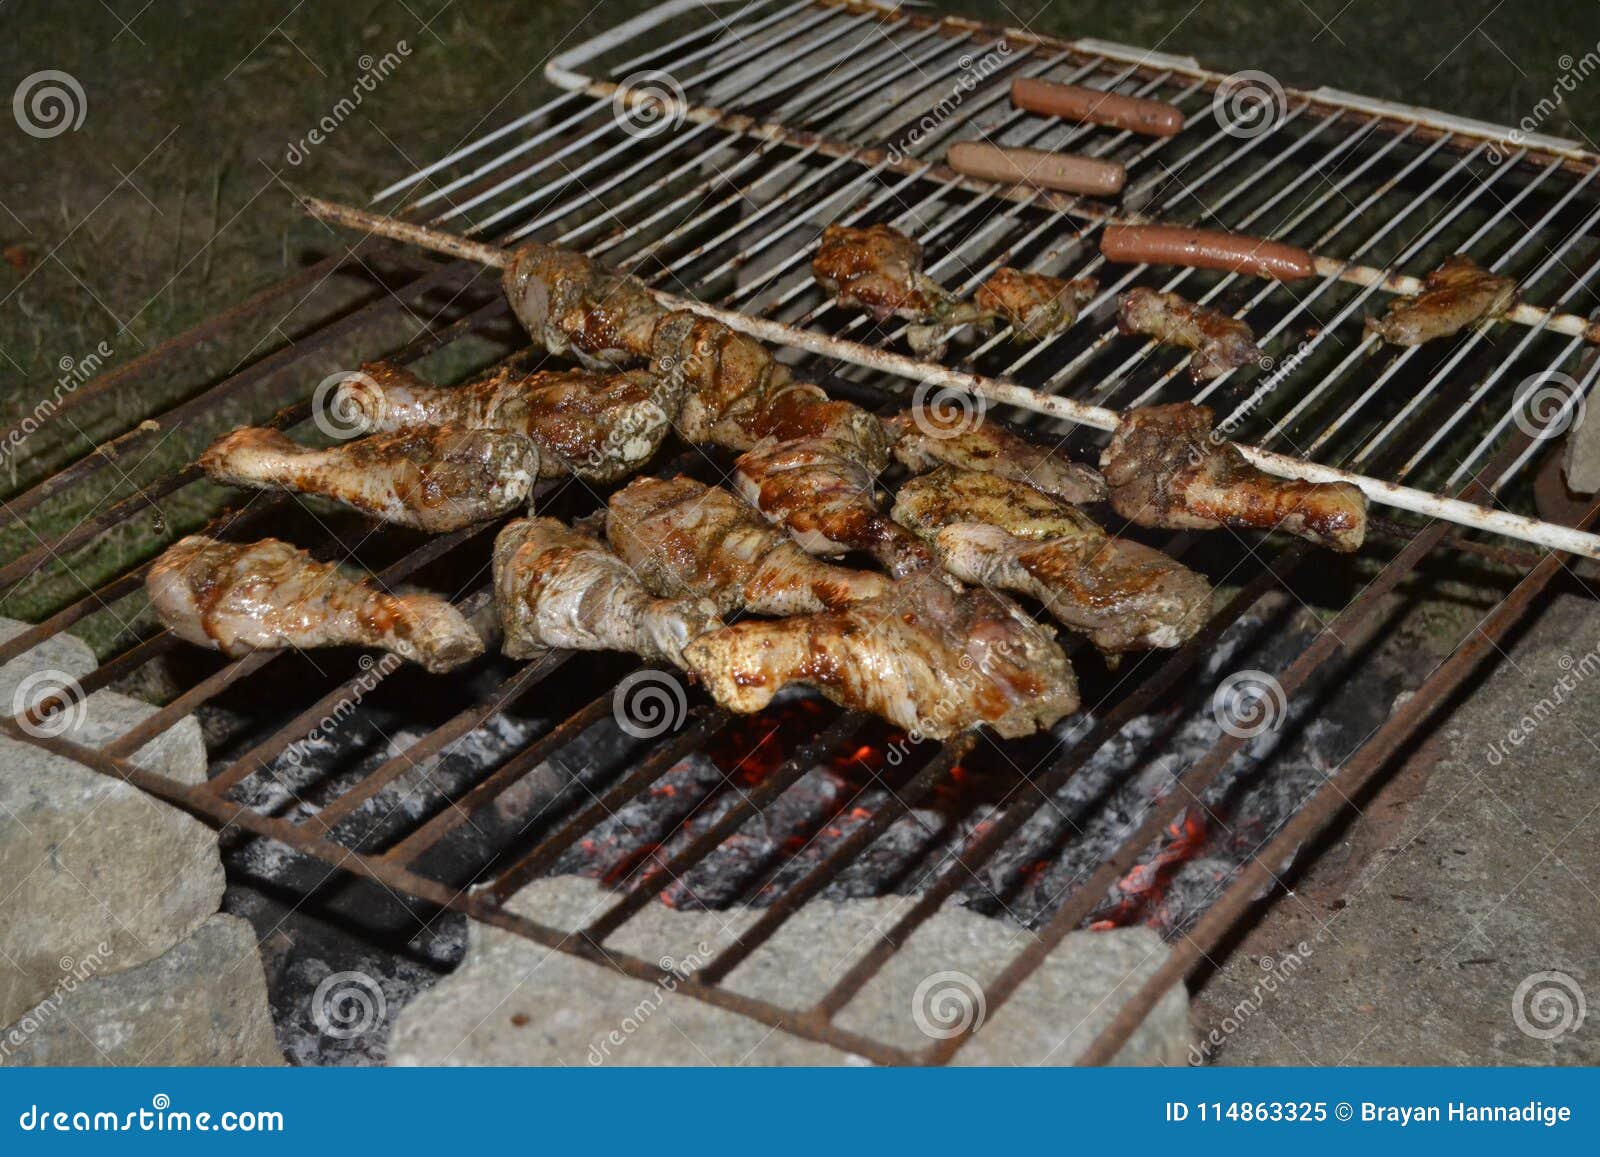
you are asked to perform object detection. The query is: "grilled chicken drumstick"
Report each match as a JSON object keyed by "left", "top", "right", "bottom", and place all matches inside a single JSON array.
[
  {"left": 501, "top": 242, "right": 662, "bottom": 366},
  {"left": 1117, "top": 287, "right": 1262, "bottom": 381},
  {"left": 892, "top": 468, "right": 1212, "bottom": 654},
  {"left": 1365, "top": 255, "right": 1517, "bottom": 346},
  {"left": 884, "top": 410, "right": 1107, "bottom": 504},
  {"left": 1100, "top": 403, "right": 1367, "bottom": 551},
  {"left": 147, "top": 536, "right": 482, "bottom": 672},
  {"left": 493, "top": 517, "right": 722, "bottom": 667},
  {"left": 683, "top": 569, "right": 1078, "bottom": 739},
  {"left": 606, "top": 475, "right": 890, "bottom": 616},
  {"left": 336, "top": 362, "right": 680, "bottom": 484},
  {"left": 200, "top": 424, "right": 539, "bottom": 533}
]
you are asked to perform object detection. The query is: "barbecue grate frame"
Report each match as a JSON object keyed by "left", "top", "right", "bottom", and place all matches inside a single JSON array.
[{"left": 3, "top": 0, "right": 1599, "bottom": 1066}]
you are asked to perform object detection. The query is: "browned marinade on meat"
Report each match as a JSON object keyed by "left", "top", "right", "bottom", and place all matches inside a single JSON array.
[
  {"left": 1365, "top": 255, "right": 1517, "bottom": 346},
  {"left": 884, "top": 409, "right": 1107, "bottom": 504},
  {"left": 892, "top": 467, "right": 1212, "bottom": 654},
  {"left": 147, "top": 536, "right": 482, "bottom": 672},
  {"left": 1100, "top": 403, "right": 1367, "bottom": 551},
  {"left": 974, "top": 267, "right": 1098, "bottom": 340},
  {"left": 1117, "top": 287, "right": 1262, "bottom": 381},
  {"left": 200, "top": 424, "right": 538, "bottom": 533}
]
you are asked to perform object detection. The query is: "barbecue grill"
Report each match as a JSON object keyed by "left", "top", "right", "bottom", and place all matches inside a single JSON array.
[{"left": 5, "top": 0, "right": 1600, "bottom": 1065}]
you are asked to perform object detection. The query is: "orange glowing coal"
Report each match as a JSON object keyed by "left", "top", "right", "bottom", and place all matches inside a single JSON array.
[{"left": 1089, "top": 810, "right": 1208, "bottom": 930}]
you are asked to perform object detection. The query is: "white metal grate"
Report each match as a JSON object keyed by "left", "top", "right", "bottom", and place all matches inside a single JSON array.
[{"left": 365, "top": 0, "right": 1600, "bottom": 556}]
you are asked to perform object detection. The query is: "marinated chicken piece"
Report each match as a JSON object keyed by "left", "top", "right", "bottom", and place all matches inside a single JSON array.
[
  {"left": 974, "top": 268, "right": 1098, "bottom": 340},
  {"left": 1100, "top": 403, "right": 1367, "bottom": 551},
  {"left": 336, "top": 363, "right": 680, "bottom": 484},
  {"left": 493, "top": 517, "right": 721, "bottom": 667},
  {"left": 1117, "top": 287, "right": 1262, "bottom": 381},
  {"left": 813, "top": 223, "right": 945, "bottom": 322},
  {"left": 147, "top": 536, "right": 482, "bottom": 672},
  {"left": 606, "top": 476, "right": 891, "bottom": 616},
  {"left": 735, "top": 382, "right": 893, "bottom": 458},
  {"left": 501, "top": 242, "right": 665, "bottom": 366},
  {"left": 884, "top": 410, "right": 1107, "bottom": 504},
  {"left": 682, "top": 570, "right": 1078, "bottom": 739},
  {"left": 892, "top": 468, "right": 1212, "bottom": 653},
  {"left": 733, "top": 430, "right": 932, "bottom": 578},
  {"left": 1365, "top": 255, "right": 1517, "bottom": 346},
  {"left": 199, "top": 424, "right": 539, "bottom": 533},
  {"left": 648, "top": 310, "right": 797, "bottom": 445}
]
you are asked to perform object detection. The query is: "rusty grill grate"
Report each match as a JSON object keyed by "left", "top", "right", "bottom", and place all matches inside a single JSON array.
[{"left": 3, "top": 0, "right": 1600, "bottom": 1065}]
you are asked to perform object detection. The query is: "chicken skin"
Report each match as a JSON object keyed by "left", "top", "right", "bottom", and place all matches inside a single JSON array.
[
  {"left": 1365, "top": 255, "right": 1517, "bottom": 346},
  {"left": 1100, "top": 403, "right": 1367, "bottom": 551},
  {"left": 606, "top": 476, "right": 891, "bottom": 616},
  {"left": 892, "top": 468, "right": 1212, "bottom": 653},
  {"left": 147, "top": 536, "right": 482, "bottom": 672},
  {"left": 1117, "top": 288, "right": 1262, "bottom": 381},
  {"left": 200, "top": 424, "right": 539, "bottom": 532}
]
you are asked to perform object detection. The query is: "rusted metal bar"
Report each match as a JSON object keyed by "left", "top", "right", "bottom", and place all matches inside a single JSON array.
[
  {"left": 697, "top": 733, "right": 979, "bottom": 985},
  {"left": 1076, "top": 494, "right": 1600, "bottom": 1065},
  {"left": 584, "top": 709, "right": 871, "bottom": 943}
]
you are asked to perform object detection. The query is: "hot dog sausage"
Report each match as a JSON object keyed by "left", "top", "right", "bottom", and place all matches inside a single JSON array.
[
  {"left": 1100, "top": 224, "right": 1314, "bottom": 280},
  {"left": 947, "top": 141, "right": 1126, "bottom": 198},
  {"left": 1011, "top": 77, "right": 1184, "bottom": 137}
]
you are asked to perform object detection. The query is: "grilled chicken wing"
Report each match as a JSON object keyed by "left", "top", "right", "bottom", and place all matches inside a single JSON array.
[
  {"left": 892, "top": 468, "right": 1211, "bottom": 653},
  {"left": 884, "top": 410, "right": 1108, "bottom": 504},
  {"left": 1117, "top": 288, "right": 1262, "bottom": 381},
  {"left": 493, "top": 517, "right": 721, "bottom": 667},
  {"left": 199, "top": 424, "right": 538, "bottom": 533},
  {"left": 501, "top": 242, "right": 664, "bottom": 365},
  {"left": 1365, "top": 255, "right": 1517, "bottom": 346},
  {"left": 974, "top": 268, "right": 1098, "bottom": 340},
  {"left": 813, "top": 223, "right": 944, "bottom": 322},
  {"left": 336, "top": 363, "right": 679, "bottom": 484},
  {"left": 682, "top": 569, "right": 1078, "bottom": 739},
  {"left": 1100, "top": 403, "right": 1367, "bottom": 551},
  {"left": 606, "top": 475, "right": 890, "bottom": 616},
  {"left": 147, "top": 536, "right": 482, "bottom": 672}
]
